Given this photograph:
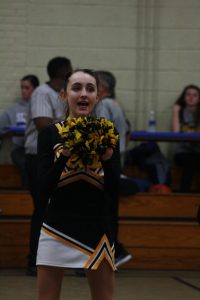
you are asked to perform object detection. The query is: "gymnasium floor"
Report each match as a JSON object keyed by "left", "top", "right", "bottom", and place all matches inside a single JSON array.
[{"left": 0, "top": 269, "right": 200, "bottom": 300}]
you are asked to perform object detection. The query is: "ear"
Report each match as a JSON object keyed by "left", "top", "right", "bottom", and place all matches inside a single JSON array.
[
  {"left": 59, "top": 89, "right": 67, "bottom": 101},
  {"left": 96, "top": 94, "right": 99, "bottom": 103}
]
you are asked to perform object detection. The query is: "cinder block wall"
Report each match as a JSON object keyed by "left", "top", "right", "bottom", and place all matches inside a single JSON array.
[{"left": 0, "top": 0, "right": 200, "bottom": 160}]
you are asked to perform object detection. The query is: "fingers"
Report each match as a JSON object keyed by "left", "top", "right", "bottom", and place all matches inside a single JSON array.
[
  {"left": 101, "top": 148, "right": 113, "bottom": 161},
  {"left": 62, "top": 147, "right": 71, "bottom": 157}
]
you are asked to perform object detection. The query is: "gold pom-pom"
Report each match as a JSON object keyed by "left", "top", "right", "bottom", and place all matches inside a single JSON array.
[{"left": 58, "top": 116, "right": 119, "bottom": 169}]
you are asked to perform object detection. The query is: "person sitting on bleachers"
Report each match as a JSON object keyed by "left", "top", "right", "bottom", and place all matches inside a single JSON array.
[
  {"left": 172, "top": 84, "right": 200, "bottom": 193},
  {"left": 0, "top": 74, "right": 39, "bottom": 188},
  {"left": 95, "top": 70, "right": 133, "bottom": 268}
]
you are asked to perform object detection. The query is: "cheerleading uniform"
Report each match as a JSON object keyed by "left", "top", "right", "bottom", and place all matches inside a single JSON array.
[{"left": 36, "top": 122, "right": 121, "bottom": 270}]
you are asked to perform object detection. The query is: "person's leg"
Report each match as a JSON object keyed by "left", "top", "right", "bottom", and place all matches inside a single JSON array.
[
  {"left": 85, "top": 260, "right": 115, "bottom": 300},
  {"left": 25, "top": 154, "right": 49, "bottom": 273},
  {"left": 26, "top": 154, "right": 39, "bottom": 270},
  {"left": 174, "top": 152, "right": 195, "bottom": 192},
  {"left": 109, "top": 191, "right": 132, "bottom": 267},
  {"left": 37, "top": 266, "right": 64, "bottom": 300},
  {"left": 11, "top": 147, "right": 29, "bottom": 189}
]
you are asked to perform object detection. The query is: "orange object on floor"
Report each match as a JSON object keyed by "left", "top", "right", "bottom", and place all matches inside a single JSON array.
[{"left": 149, "top": 184, "right": 172, "bottom": 193}]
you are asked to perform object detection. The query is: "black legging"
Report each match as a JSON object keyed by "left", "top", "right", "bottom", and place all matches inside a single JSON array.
[{"left": 174, "top": 152, "right": 200, "bottom": 192}]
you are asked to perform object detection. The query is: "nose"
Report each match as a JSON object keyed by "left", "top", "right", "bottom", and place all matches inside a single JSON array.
[{"left": 80, "top": 87, "right": 87, "bottom": 98}]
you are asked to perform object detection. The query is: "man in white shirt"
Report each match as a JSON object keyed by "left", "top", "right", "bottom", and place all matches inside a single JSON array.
[{"left": 25, "top": 56, "right": 73, "bottom": 275}]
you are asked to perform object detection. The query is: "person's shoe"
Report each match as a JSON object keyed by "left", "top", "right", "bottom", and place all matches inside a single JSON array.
[
  {"left": 115, "top": 245, "right": 132, "bottom": 268},
  {"left": 26, "top": 265, "right": 37, "bottom": 276}
]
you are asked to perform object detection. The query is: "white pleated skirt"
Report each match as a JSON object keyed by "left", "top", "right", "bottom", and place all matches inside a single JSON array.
[
  {"left": 36, "top": 227, "right": 116, "bottom": 271},
  {"left": 36, "top": 230, "right": 92, "bottom": 269}
]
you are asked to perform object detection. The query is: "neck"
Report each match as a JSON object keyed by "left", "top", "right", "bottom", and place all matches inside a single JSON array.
[
  {"left": 187, "top": 104, "right": 197, "bottom": 112},
  {"left": 48, "top": 79, "right": 61, "bottom": 92},
  {"left": 100, "top": 94, "right": 112, "bottom": 101}
]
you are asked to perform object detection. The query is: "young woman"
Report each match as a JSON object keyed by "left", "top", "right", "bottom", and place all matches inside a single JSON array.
[
  {"left": 172, "top": 84, "right": 200, "bottom": 192},
  {"left": 0, "top": 74, "right": 39, "bottom": 188},
  {"left": 36, "top": 69, "right": 121, "bottom": 300}
]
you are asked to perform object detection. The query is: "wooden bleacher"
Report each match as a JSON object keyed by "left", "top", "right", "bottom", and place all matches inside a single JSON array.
[
  {"left": 0, "top": 164, "right": 23, "bottom": 189},
  {"left": 118, "top": 193, "right": 200, "bottom": 270},
  {"left": 0, "top": 164, "right": 200, "bottom": 269},
  {"left": 124, "top": 164, "right": 200, "bottom": 193},
  {"left": 0, "top": 164, "right": 32, "bottom": 268}
]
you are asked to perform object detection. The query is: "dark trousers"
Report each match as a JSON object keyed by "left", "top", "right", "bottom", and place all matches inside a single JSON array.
[
  {"left": 11, "top": 147, "right": 29, "bottom": 189},
  {"left": 25, "top": 154, "right": 49, "bottom": 267},
  {"left": 174, "top": 152, "right": 200, "bottom": 192}
]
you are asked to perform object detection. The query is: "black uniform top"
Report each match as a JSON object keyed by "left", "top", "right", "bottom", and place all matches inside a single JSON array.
[{"left": 37, "top": 122, "right": 121, "bottom": 253}]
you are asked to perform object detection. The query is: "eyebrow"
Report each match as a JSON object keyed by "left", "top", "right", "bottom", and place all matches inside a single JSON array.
[{"left": 71, "top": 82, "right": 96, "bottom": 86}]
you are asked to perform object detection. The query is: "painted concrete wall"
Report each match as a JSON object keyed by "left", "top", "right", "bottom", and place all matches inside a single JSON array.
[{"left": 0, "top": 0, "right": 200, "bottom": 160}]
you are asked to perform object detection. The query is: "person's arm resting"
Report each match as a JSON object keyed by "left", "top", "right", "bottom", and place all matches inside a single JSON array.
[{"left": 172, "top": 104, "right": 181, "bottom": 132}]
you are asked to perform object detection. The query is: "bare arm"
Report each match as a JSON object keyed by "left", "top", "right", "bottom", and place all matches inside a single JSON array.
[{"left": 172, "top": 104, "right": 181, "bottom": 132}]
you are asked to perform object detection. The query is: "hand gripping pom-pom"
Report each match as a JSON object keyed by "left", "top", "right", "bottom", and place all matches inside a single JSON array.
[{"left": 58, "top": 116, "right": 119, "bottom": 168}]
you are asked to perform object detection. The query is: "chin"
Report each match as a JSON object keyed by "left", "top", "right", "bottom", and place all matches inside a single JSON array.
[{"left": 77, "top": 112, "right": 89, "bottom": 118}]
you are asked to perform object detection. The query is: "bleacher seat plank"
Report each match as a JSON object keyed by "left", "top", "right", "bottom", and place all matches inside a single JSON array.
[
  {"left": 0, "top": 220, "right": 30, "bottom": 245},
  {"left": 0, "top": 164, "right": 22, "bottom": 189},
  {"left": 119, "top": 248, "right": 200, "bottom": 270},
  {"left": 0, "top": 191, "right": 33, "bottom": 216},
  {"left": 118, "top": 220, "right": 200, "bottom": 248},
  {"left": 119, "top": 193, "right": 200, "bottom": 219},
  {"left": 0, "top": 246, "right": 28, "bottom": 268}
]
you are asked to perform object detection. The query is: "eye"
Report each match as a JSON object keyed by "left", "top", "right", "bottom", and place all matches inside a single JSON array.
[
  {"left": 86, "top": 84, "right": 96, "bottom": 92},
  {"left": 72, "top": 87, "right": 81, "bottom": 91},
  {"left": 71, "top": 83, "right": 81, "bottom": 91}
]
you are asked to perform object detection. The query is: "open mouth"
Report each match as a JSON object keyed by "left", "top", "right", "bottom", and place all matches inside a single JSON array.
[{"left": 77, "top": 101, "right": 89, "bottom": 107}]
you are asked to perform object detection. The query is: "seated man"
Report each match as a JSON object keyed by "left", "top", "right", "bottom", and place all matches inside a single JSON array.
[{"left": 95, "top": 70, "right": 133, "bottom": 267}]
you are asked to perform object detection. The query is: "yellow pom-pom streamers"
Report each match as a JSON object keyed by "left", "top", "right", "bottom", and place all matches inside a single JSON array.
[{"left": 58, "top": 116, "right": 119, "bottom": 169}]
